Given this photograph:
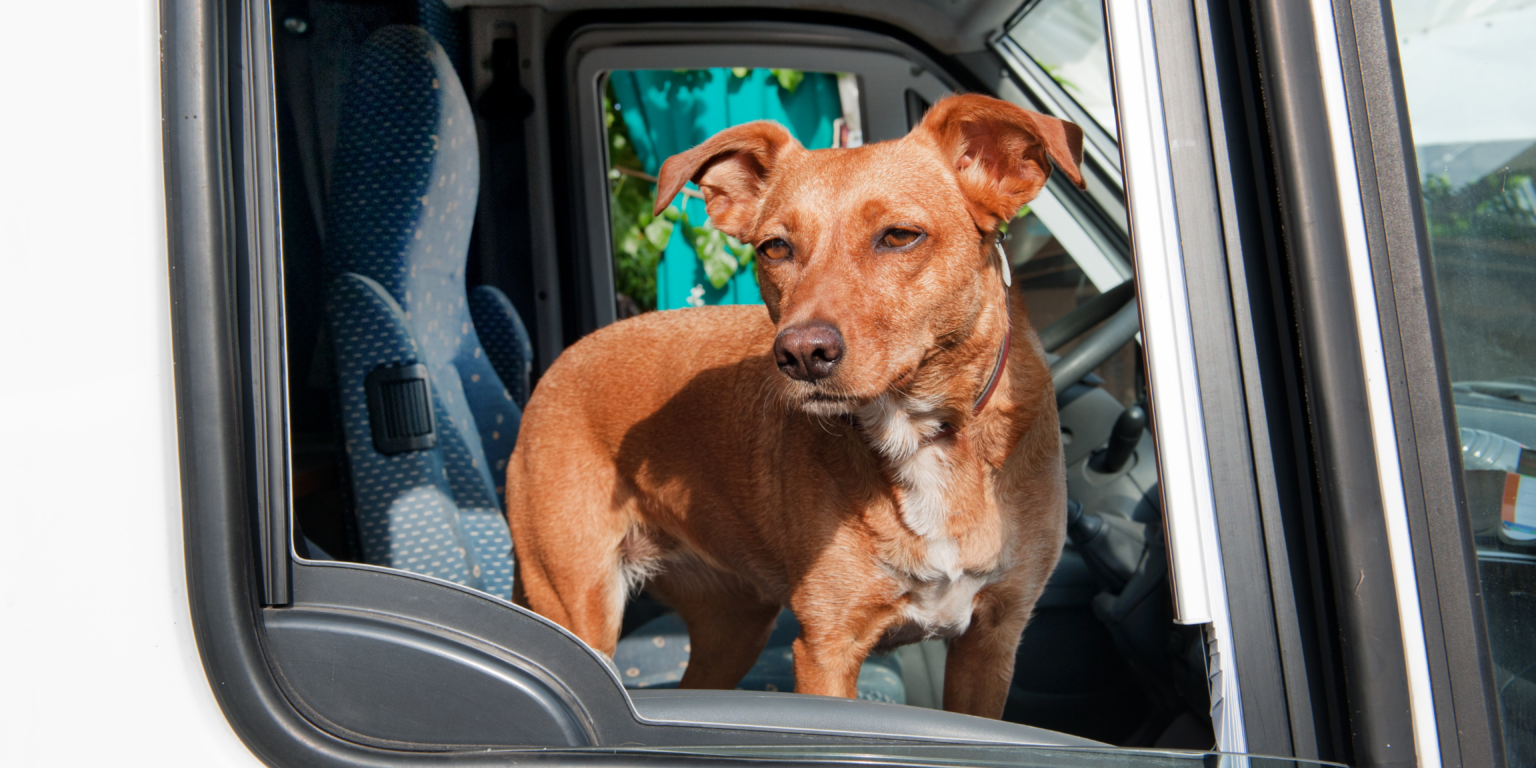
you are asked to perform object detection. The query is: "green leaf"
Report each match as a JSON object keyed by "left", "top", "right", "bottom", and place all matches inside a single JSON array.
[
  {"left": 770, "top": 68, "right": 804, "bottom": 93},
  {"left": 1040, "top": 63, "right": 1079, "bottom": 93},
  {"left": 699, "top": 244, "right": 738, "bottom": 289},
  {"left": 643, "top": 216, "right": 674, "bottom": 249},
  {"left": 688, "top": 220, "right": 736, "bottom": 289}
]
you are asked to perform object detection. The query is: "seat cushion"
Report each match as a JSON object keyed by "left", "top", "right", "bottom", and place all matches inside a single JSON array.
[{"left": 328, "top": 273, "right": 512, "bottom": 592}]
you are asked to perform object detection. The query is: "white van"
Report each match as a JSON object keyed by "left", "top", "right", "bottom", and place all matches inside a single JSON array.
[{"left": 3, "top": 0, "right": 1531, "bottom": 765}]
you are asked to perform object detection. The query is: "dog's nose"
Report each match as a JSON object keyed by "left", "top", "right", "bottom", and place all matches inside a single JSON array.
[{"left": 774, "top": 324, "right": 844, "bottom": 382}]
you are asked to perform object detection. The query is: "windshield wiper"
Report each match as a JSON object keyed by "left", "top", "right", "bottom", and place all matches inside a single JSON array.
[{"left": 1454, "top": 378, "right": 1536, "bottom": 405}]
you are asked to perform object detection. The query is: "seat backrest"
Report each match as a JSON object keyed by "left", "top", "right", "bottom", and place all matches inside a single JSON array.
[{"left": 324, "top": 24, "right": 522, "bottom": 598}]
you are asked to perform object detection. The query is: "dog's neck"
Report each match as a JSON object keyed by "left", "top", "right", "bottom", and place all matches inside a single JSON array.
[
  {"left": 851, "top": 282, "right": 1016, "bottom": 545},
  {"left": 858, "top": 266, "right": 1015, "bottom": 445}
]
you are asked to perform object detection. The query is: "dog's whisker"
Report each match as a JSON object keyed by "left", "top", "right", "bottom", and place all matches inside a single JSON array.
[{"left": 816, "top": 413, "right": 839, "bottom": 436}]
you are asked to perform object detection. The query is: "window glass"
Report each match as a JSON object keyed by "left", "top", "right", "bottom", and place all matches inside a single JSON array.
[
  {"left": 604, "top": 68, "right": 858, "bottom": 316},
  {"left": 1007, "top": 209, "right": 1141, "bottom": 406},
  {"left": 1391, "top": 1, "right": 1536, "bottom": 762},
  {"left": 1005, "top": 0, "right": 1119, "bottom": 140}
]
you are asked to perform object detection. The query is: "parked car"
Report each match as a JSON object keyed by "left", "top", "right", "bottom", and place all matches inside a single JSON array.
[{"left": 3, "top": 0, "right": 1530, "bottom": 765}]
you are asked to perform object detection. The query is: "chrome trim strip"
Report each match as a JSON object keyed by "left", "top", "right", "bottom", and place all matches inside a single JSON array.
[
  {"left": 1103, "top": 0, "right": 1210, "bottom": 626},
  {"left": 1306, "top": 2, "right": 1441, "bottom": 765},
  {"left": 1104, "top": 0, "right": 1245, "bottom": 752}
]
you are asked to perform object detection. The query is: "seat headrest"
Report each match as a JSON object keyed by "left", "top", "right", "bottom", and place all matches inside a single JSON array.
[{"left": 326, "top": 24, "right": 479, "bottom": 368}]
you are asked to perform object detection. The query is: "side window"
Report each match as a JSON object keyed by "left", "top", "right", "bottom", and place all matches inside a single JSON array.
[
  {"left": 229, "top": 0, "right": 1246, "bottom": 757},
  {"left": 996, "top": 1, "right": 1139, "bottom": 408},
  {"left": 1391, "top": 1, "right": 1536, "bottom": 762},
  {"left": 1007, "top": 208, "right": 1141, "bottom": 406},
  {"left": 603, "top": 69, "right": 859, "bottom": 316}
]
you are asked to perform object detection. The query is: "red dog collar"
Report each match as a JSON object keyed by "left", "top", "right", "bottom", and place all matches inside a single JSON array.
[{"left": 924, "top": 298, "right": 1011, "bottom": 445}]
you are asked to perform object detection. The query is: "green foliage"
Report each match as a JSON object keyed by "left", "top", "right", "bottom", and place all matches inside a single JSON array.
[
  {"left": 606, "top": 86, "right": 666, "bottom": 311},
  {"left": 770, "top": 68, "right": 804, "bottom": 93},
  {"left": 677, "top": 210, "right": 755, "bottom": 289},
  {"left": 728, "top": 67, "right": 803, "bottom": 92},
  {"left": 606, "top": 70, "right": 796, "bottom": 311},
  {"left": 1040, "top": 63, "right": 1079, "bottom": 94},
  {"left": 1421, "top": 170, "right": 1536, "bottom": 244}
]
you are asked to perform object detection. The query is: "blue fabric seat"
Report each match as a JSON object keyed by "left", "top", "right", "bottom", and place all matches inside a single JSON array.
[
  {"left": 324, "top": 25, "right": 526, "bottom": 599},
  {"left": 468, "top": 285, "right": 534, "bottom": 412}
]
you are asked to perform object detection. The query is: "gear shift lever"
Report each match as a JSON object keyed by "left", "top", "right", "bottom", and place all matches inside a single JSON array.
[{"left": 1091, "top": 404, "right": 1146, "bottom": 474}]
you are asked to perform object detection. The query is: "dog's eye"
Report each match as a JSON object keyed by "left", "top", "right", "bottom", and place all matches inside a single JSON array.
[
  {"left": 758, "top": 238, "right": 792, "bottom": 261},
  {"left": 878, "top": 228, "right": 924, "bottom": 250}
]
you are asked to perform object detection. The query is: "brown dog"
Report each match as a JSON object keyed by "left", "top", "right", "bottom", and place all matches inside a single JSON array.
[{"left": 508, "top": 94, "right": 1084, "bottom": 718}]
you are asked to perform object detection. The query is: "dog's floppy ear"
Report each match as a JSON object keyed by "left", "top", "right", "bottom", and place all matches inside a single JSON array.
[
  {"left": 915, "top": 94, "right": 1086, "bottom": 232},
  {"left": 654, "top": 121, "right": 800, "bottom": 240}
]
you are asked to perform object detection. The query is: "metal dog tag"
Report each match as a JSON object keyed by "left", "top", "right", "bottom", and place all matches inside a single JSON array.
[{"left": 996, "top": 241, "right": 1012, "bottom": 287}]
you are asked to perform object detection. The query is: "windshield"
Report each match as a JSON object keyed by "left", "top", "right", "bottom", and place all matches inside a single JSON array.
[
  {"left": 1003, "top": 0, "right": 1118, "bottom": 141},
  {"left": 1398, "top": 1, "right": 1536, "bottom": 392}
]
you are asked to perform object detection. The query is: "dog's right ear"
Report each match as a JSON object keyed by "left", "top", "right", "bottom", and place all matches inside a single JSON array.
[{"left": 654, "top": 121, "right": 800, "bottom": 241}]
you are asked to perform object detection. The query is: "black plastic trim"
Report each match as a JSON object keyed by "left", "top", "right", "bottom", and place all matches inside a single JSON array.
[
  {"left": 1245, "top": 1, "right": 1418, "bottom": 765},
  {"left": 229, "top": 0, "right": 289, "bottom": 607},
  {"left": 1326, "top": 2, "right": 1505, "bottom": 766},
  {"left": 282, "top": 561, "right": 1100, "bottom": 750},
  {"left": 1193, "top": 0, "right": 1346, "bottom": 760},
  {"left": 363, "top": 363, "right": 437, "bottom": 455},
  {"left": 264, "top": 606, "right": 595, "bottom": 750},
  {"left": 1144, "top": 0, "right": 1297, "bottom": 756},
  {"left": 163, "top": 0, "right": 376, "bottom": 761}
]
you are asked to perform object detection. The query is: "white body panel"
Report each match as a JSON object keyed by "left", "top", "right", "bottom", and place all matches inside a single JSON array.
[{"left": 0, "top": 1, "right": 257, "bottom": 764}]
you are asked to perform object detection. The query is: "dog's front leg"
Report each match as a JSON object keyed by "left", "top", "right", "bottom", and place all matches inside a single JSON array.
[
  {"left": 790, "top": 588, "right": 901, "bottom": 699},
  {"left": 942, "top": 585, "right": 1034, "bottom": 718}
]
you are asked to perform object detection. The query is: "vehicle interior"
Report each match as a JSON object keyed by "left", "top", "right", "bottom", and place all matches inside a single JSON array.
[
  {"left": 269, "top": 0, "right": 1215, "bottom": 752},
  {"left": 157, "top": 0, "right": 1534, "bottom": 763}
]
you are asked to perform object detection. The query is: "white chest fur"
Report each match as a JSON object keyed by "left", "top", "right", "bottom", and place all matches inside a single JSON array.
[
  {"left": 893, "top": 565, "right": 997, "bottom": 640},
  {"left": 859, "top": 395, "right": 1005, "bottom": 638}
]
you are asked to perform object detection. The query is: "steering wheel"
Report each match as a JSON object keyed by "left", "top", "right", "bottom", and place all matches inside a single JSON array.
[{"left": 1039, "top": 279, "right": 1139, "bottom": 400}]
